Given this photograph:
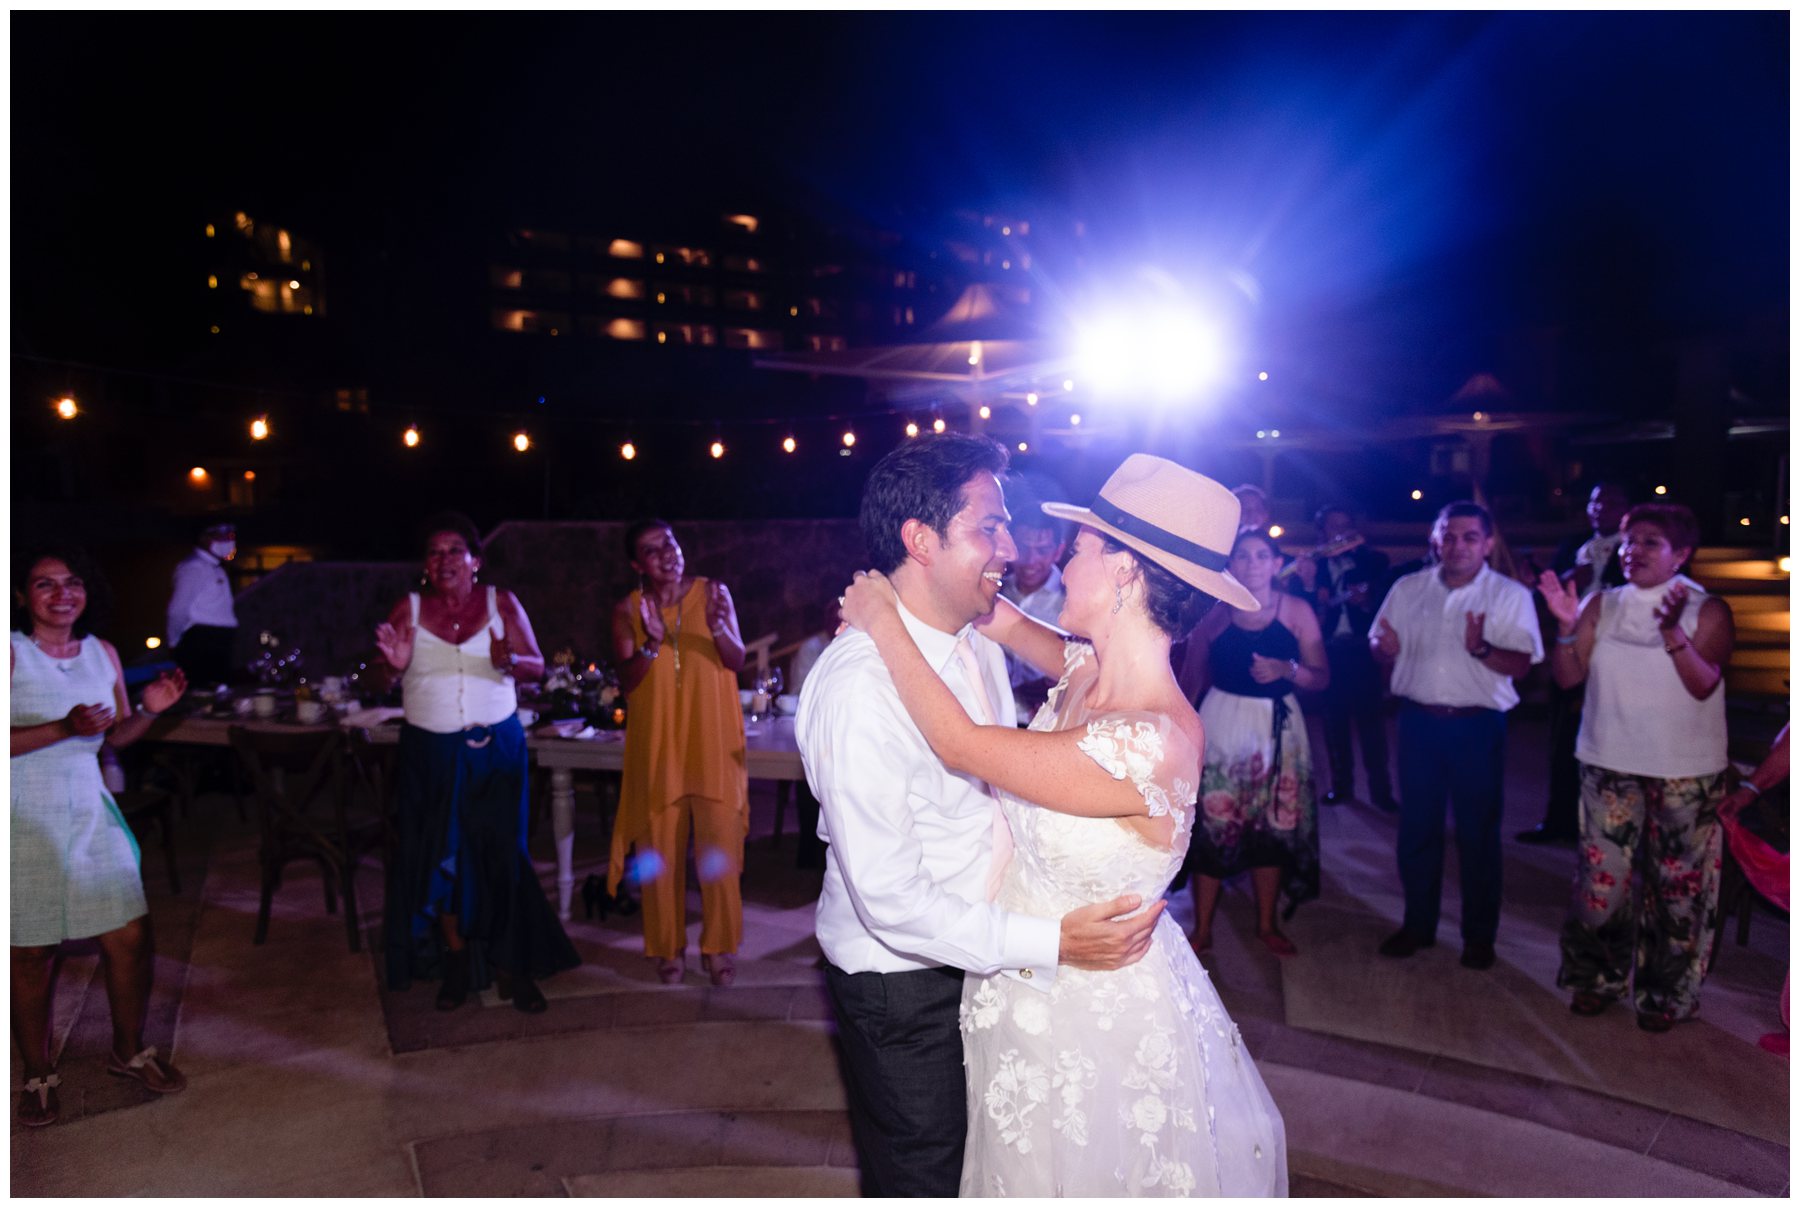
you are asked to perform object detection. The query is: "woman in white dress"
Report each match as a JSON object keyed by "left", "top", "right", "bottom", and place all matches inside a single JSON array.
[{"left": 840, "top": 455, "right": 1287, "bottom": 1197}]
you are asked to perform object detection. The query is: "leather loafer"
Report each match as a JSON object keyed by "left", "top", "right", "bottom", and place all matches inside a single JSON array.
[
  {"left": 1377, "top": 929, "right": 1435, "bottom": 958},
  {"left": 1515, "top": 824, "right": 1577, "bottom": 845},
  {"left": 1459, "top": 943, "right": 1497, "bottom": 970}
]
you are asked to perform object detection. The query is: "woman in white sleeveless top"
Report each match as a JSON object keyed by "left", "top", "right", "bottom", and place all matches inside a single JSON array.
[
  {"left": 12, "top": 546, "right": 189, "bottom": 1127},
  {"left": 374, "top": 513, "right": 578, "bottom": 1014},
  {"left": 1538, "top": 502, "right": 1735, "bottom": 1032}
]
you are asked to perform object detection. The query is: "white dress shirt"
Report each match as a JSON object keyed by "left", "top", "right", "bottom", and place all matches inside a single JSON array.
[
  {"left": 1373, "top": 563, "right": 1543, "bottom": 711},
  {"left": 166, "top": 548, "right": 238, "bottom": 645},
  {"left": 796, "top": 599, "right": 1061, "bottom": 988}
]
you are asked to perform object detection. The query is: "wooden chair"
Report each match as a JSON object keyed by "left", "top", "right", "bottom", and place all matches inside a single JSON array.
[
  {"left": 115, "top": 786, "right": 181, "bottom": 895},
  {"left": 227, "top": 726, "right": 386, "bottom": 952}
]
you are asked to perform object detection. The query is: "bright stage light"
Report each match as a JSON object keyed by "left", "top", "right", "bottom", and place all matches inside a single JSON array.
[{"left": 1074, "top": 307, "right": 1222, "bottom": 402}]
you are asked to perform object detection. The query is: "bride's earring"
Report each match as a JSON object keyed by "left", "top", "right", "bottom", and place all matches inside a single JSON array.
[{"left": 1112, "top": 583, "right": 1125, "bottom": 615}]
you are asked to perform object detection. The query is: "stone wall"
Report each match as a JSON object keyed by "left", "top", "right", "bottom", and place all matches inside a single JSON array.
[{"left": 235, "top": 519, "right": 868, "bottom": 679}]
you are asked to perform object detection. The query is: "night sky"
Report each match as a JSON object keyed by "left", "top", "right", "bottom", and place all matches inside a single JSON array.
[{"left": 11, "top": 11, "right": 1789, "bottom": 538}]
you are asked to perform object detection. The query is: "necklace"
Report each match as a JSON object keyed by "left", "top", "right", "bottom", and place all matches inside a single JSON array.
[
  {"left": 31, "top": 634, "right": 79, "bottom": 673},
  {"left": 670, "top": 585, "right": 685, "bottom": 686}
]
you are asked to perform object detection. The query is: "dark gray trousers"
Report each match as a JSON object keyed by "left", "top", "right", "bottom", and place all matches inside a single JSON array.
[{"left": 824, "top": 962, "right": 966, "bottom": 1197}]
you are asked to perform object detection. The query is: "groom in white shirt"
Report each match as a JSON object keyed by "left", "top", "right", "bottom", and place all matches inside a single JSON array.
[{"left": 796, "top": 434, "right": 1162, "bottom": 1197}]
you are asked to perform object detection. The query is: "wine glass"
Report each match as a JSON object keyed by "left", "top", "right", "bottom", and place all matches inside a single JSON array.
[{"left": 750, "top": 667, "right": 783, "bottom": 723}]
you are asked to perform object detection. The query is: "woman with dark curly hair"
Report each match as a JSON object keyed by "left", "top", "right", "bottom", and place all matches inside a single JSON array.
[
  {"left": 12, "top": 545, "right": 189, "bottom": 1127},
  {"left": 375, "top": 512, "right": 578, "bottom": 1014}
]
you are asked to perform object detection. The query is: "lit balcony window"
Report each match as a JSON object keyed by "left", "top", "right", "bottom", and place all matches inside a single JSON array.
[
  {"left": 491, "top": 309, "right": 571, "bottom": 335},
  {"left": 491, "top": 266, "right": 524, "bottom": 289},
  {"left": 723, "top": 290, "right": 765, "bottom": 311},
  {"left": 723, "top": 327, "right": 781, "bottom": 350},
  {"left": 605, "top": 278, "right": 645, "bottom": 300},
  {"left": 723, "top": 213, "right": 759, "bottom": 233},
  {"left": 608, "top": 239, "right": 645, "bottom": 259},
  {"left": 660, "top": 324, "right": 717, "bottom": 346},
  {"left": 653, "top": 245, "right": 713, "bottom": 268},
  {"left": 602, "top": 317, "right": 647, "bottom": 341},
  {"left": 277, "top": 229, "right": 292, "bottom": 260},
  {"left": 723, "top": 254, "right": 764, "bottom": 273},
  {"left": 806, "top": 335, "right": 847, "bottom": 352}
]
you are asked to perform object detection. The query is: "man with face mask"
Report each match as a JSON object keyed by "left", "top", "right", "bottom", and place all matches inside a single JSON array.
[{"left": 167, "top": 521, "right": 240, "bottom": 685}]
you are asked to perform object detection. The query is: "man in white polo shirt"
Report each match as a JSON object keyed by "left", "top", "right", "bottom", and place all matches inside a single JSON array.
[
  {"left": 1370, "top": 501, "right": 1543, "bottom": 971},
  {"left": 797, "top": 434, "right": 1161, "bottom": 1197}
]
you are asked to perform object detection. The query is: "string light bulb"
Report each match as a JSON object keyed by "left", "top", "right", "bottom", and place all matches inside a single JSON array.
[
  {"left": 842, "top": 430, "right": 856, "bottom": 448},
  {"left": 710, "top": 440, "right": 726, "bottom": 459},
  {"left": 250, "top": 416, "right": 270, "bottom": 441},
  {"left": 189, "top": 466, "right": 209, "bottom": 484},
  {"left": 145, "top": 637, "right": 162, "bottom": 650},
  {"left": 512, "top": 432, "right": 531, "bottom": 453},
  {"left": 932, "top": 418, "right": 947, "bottom": 433},
  {"left": 54, "top": 397, "right": 77, "bottom": 420},
  {"left": 1654, "top": 484, "right": 1668, "bottom": 496},
  {"left": 1070, "top": 413, "right": 1082, "bottom": 426},
  {"left": 1025, "top": 392, "right": 1039, "bottom": 406},
  {"left": 904, "top": 421, "right": 919, "bottom": 438},
  {"left": 782, "top": 436, "right": 797, "bottom": 454},
  {"left": 1258, "top": 371, "right": 1269, "bottom": 381},
  {"left": 620, "top": 441, "right": 637, "bottom": 461},
  {"left": 1017, "top": 442, "right": 1029, "bottom": 452},
  {"left": 1410, "top": 489, "right": 1423, "bottom": 501},
  {"left": 977, "top": 405, "right": 991, "bottom": 420},
  {"left": 403, "top": 425, "right": 421, "bottom": 448}
]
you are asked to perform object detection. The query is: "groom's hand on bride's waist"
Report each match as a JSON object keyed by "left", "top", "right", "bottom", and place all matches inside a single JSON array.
[{"left": 1057, "top": 895, "right": 1165, "bottom": 970}]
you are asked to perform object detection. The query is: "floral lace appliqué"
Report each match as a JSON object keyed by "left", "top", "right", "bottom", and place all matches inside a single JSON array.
[{"left": 984, "top": 1049, "right": 1050, "bottom": 1155}]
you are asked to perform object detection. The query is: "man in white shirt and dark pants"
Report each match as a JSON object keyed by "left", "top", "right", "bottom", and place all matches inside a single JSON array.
[
  {"left": 797, "top": 435, "right": 1159, "bottom": 1196},
  {"left": 167, "top": 521, "right": 240, "bottom": 685},
  {"left": 1370, "top": 501, "right": 1543, "bottom": 971}
]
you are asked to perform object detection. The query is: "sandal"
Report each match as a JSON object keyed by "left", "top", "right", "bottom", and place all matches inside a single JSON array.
[
  {"left": 1256, "top": 930, "right": 1298, "bottom": 957},
  {"left": 656, "top": 956, "right": 686, "bottom": 985},
  {"left": 19, "top": 1073, "right": 60, "bottom": 1127},
  {"left": 1569, "top": 992, "right": 1611, "bottom": 1017},
  {"left": 702, "top": 953, "right": 736, "bottom": 988},
  {"left": 106, "top": 1046, "right": 187, "bottom": 1095}
]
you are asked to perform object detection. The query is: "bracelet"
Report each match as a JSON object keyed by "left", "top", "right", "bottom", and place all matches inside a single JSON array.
[
  {"left": 1555, "top": 633, "right": 1579, "bottom": 646},
  {"left": 640, "top": 644, "right": 659, "bottom": 661},
  {"left": 1286, "top": 658, "right": 1300, "bottom": 680},
  {"left": 1471, "top": 640, "right": 1493, "bottom": 659},
  {"left": 1664, "top": 641, "right": 1689, "bottom": 655},
  {"left": 1740, "top": 780, "right": 1763, "bottom": 799}
]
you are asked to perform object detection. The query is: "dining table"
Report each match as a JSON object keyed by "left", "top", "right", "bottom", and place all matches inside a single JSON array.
[{"left": 145, "top": 707, "right": 806, "bottom": 922}]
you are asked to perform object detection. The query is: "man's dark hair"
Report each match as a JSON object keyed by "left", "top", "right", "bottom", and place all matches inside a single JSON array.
[
  {"left": 623, "top": 518, "right": 675, "bottom": 564},
  {"left": 860, "top": 434, "right": 1010, "bottom": 573},
  {"left": 1313, "top": 503, "right": 1353, "bottom": 530},
  {"left": 1621, "top": 502, "right": 1701, "bottom": 558},
  {"left": 13, "top": 544, "right": 111, "bottom": 639},
  {"left": 420, "top": 511, "right": 483, "bottom": 560},
  {"left": 1434, "top": 500, "right": 1493, "bottom": 538}
]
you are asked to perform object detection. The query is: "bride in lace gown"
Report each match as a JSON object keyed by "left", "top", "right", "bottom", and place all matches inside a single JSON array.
[{"left": 839, "top": 455, "right": 1287, "bottom": 1198}]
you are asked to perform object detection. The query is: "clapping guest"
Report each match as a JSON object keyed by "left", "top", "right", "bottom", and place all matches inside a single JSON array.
[
  {"left": 609, "top": 520, "right": 749, "bottom": 986},
  {"left": 376, "top": 512, "right": 578, "bottom": 1014},
  {"left": 13, "top": 546, "right": 189, "bottom": 1127},
  {"left": 1538, "top": 501, "right": 1735, "bottom": 1031}
]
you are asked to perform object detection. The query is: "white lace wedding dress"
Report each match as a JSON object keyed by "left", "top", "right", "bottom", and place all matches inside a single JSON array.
[{"left": 960, "top": 643, "right": 1288, "bottom": 1197}]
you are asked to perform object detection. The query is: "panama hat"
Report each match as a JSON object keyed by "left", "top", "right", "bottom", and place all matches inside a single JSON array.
[{"left": 1041, "top": 454, "right": 1259, "bottom": 611}]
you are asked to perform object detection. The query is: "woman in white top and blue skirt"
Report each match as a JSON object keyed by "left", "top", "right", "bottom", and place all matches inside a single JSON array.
[
  {"left": 375, "top": 514, "right": 578, "bottom": 1014},
  {"left": 1538, "top": 502, "right": 1735, "bottom": 1032}
]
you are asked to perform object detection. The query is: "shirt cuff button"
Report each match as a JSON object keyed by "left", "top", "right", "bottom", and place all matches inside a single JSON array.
[{"left": 1019, "top": 969, "right": 1033, "bottom": 979}]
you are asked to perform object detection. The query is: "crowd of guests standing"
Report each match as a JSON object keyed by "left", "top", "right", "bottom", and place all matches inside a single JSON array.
[{"left": 1133, "top": 482, "right": 1747, "bottom": 1035}]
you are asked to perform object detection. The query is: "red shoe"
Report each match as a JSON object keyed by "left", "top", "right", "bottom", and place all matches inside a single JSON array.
[{"left": 1257, "top": 930, "right": 1298, "bottom": 957}]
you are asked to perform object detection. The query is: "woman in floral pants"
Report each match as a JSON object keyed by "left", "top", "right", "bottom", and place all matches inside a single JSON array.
[{"left": 1538, "top": 502, "right": 1735, "bottom": 1031}]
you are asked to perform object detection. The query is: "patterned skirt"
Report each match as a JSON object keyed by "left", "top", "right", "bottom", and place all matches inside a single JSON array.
[{"left": 1185, "top": 689, "right": 1320, "bottom": 917}]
